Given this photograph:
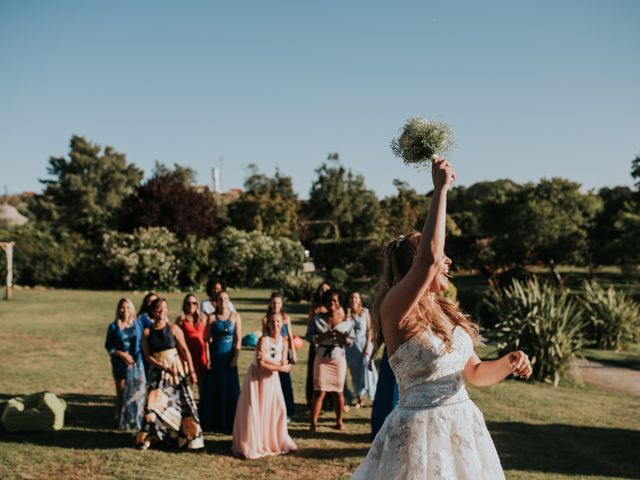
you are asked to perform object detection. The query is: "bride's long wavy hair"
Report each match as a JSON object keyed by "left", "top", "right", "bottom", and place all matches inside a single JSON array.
[{"left": 371, "top": 231, "right": 478, "bottom": 351}]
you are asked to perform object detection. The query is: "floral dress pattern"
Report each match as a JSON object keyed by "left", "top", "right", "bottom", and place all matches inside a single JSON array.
[{"left": 352, "top": 328, "right": 504, "bottom": 479}]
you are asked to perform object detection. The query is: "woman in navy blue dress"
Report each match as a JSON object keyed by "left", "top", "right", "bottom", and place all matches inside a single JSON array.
[
  {"left": 200, "top": 290, "right": 241, "bottom": 432},
  {"left": 369, "top": 342, "right": 399, "bottom": 437}
]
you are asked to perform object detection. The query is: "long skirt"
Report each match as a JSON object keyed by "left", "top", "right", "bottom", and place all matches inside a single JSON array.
[
  {"left": 136, "top": 349, "right": 204, "bottom": 450},
  {"left": 232, "top": 364, "right": 297, "bottom": 459},
  {"left": 279, "top": 371, "right": 295, "bottom": 418},
  {"left": 370, "top": 347, "right": 399, "bottom": 437},
  {"left": 347, "top": 344, "right": 378, "bottom": 401},
  {"left": 117, "top": 360, "right": 146, "bottom": 430}
]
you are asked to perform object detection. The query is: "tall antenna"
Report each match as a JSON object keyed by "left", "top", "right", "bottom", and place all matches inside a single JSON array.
[
  {"left": 219, "top": 157, "right": 223, "bottom": 191},
  {"left": 211, "top": 157, "right": 224, "bottom": 193}
]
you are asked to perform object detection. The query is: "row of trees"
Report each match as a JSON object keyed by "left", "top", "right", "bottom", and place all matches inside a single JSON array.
[{"left": 2, "top": 135, "right": 639, "bottom": 289}]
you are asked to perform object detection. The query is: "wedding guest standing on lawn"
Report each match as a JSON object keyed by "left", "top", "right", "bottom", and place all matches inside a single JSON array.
[
  {"left": 346, "top": 291, "right": 378, "bottom": 408},
  {"left": 137, "top": 291, "right": 158, "bottom": 374},
  {"left": 262, "top": 292, "right": 297, "bottom": 420},
  {"left": 369, "top": 337, "right": 399, "bottom": 437},
  {"left": 175, "top": 293, "right": 207, "bottom": 385},
  {"left": 137, "top": 298, "right": 204, "bottom": 450},
  {"left": 105, "top": 298, "right": 146, "bottom": 430},
  {"left": 305, "top": 281, "right": 331, "bottom": 408},
  {"left": 200, "top": 290, "right": 241, "bottom": 432},
  {"left": 307, "top": 289, "right": 354, "bottom": 432},
  {"left": 137, "top": 292, "right": 158, "bottom": 329},
  {"left": 232, "top": 312, "right": 298, "bottom": 459},
  {"left": 201, "top": 276, "right": 236, "bottom": 316}
]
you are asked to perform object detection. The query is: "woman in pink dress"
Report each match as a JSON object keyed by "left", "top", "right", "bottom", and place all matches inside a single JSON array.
[{"left": 232, "top": 313, "right": 297, "bottom": 459}]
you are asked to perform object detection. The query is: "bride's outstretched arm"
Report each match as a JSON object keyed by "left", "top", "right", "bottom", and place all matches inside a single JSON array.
[
  {"left": 463, "top": 351, "right": 532, "bottom": 387},
  {"left": 381, "top": 158, "right": 455, "bottom": 348}
]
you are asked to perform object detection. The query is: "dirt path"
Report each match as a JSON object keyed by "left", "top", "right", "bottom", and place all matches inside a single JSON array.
[{"left": 574, "top": 358, "right": 640, "bottom": 396}]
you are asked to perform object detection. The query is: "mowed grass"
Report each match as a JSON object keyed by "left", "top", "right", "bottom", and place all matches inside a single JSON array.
[{"left": 0, "top": 289, "right": 639, "bottom": 480}]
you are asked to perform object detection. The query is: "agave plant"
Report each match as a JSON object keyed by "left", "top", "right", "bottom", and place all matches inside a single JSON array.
[
  {"left": 484, "top": 277, "right": 587, "bottom": 386},
  {"left": 581, "top": 281, "right": 640, "bottom": 350}
]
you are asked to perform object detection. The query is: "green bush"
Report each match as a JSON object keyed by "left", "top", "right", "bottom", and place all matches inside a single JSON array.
[
  {"left": 581, "top": 281, "right": 640, "bottom": 350},
  {"left": 328, "top": 268, "right": 349, "bottom": 292},
  {"left": 485, "top": 278, "right": 586, "bottom": 386},
  {"left": 216, "top": 227, "right": 304, "bottom": 287},
  {"left": 310, "top": 237, "right": 382, "bottom": 278},
  {"left": 175, "top": 235, "right": 217, "bottom": 291},
  {"left": 0, "top": 224, "right": 83, "bottom": 286},
  {"left": 101, "top": 227, "right": 180, "bottom": 291},
  {"left": 277, "top": 271, "right": 322, "bottom": 302}
]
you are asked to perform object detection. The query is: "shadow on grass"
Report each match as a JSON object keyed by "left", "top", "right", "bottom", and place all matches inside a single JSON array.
[
  {"left": 490, "top": 421, "right": 640, "bottom": 479},
  {"left": 292, "top": 445, "right": 369, "bottom": 459},
  {"left": 583, "top": 354, "right": 640, "bottom": 371}
]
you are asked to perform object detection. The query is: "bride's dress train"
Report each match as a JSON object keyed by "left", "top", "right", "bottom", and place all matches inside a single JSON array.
[{"left": 351, "top": 328, "right": 505, "bottom": 479}]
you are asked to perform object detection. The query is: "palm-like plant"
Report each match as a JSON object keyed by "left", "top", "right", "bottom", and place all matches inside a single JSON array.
[
  {"left": 581, "top": 281, "right": 640, "bottom": 350},
  {"left": 485, "top": 277, "right": 586, "bottom": 386}
]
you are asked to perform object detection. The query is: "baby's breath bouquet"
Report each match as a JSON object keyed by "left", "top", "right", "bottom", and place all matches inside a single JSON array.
[{"left": 391, "top": 116, "right": 454, "bottom": 167}]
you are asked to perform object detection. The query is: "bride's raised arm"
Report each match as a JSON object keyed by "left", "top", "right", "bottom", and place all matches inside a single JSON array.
[{"left": 381, "top": 157, "right": 456, "bottom": 354}]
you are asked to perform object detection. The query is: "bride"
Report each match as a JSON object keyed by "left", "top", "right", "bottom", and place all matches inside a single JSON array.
[{"left": 351, "top": 158, "right": 532, "bottom": 479}]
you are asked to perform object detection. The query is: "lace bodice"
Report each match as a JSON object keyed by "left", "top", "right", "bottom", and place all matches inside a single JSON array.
[
  {"left": 352, "top": 327, "right": 505, "bottom": 479},
  {"left": 389, "top": 328, "right": 473, "bottom": 409}
]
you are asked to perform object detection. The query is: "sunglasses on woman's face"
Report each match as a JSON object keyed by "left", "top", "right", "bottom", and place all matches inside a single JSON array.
[{"left": 188, "top": 301, "right": 198, "bottom": 305}]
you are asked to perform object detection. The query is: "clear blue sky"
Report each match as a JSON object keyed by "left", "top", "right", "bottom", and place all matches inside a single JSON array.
[{"left": 1, "top": 0, "right": 638, "bottom": 198}]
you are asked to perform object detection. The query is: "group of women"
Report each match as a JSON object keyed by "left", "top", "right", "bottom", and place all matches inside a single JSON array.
[
  {"left": 105, "top": 276, "right": 387, "bottom": 457},
  {"left": 104, "top": 279, "right": 241, "bottom": 451}
]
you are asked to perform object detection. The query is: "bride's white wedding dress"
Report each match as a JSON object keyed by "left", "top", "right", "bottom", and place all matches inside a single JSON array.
[{"left": 351, "top": 327, "right": 505, "bottom": 479}]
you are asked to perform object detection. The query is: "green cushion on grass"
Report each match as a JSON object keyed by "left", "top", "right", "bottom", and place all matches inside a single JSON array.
[{"left": 1, "top": 392, "right": 67, "bottom": 432}]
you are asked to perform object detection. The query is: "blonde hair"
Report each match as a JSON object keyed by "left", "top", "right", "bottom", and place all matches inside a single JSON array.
[
  {"left": 371, "top": 231, "right": 478, "bottom": 351},
  {"left": 115, "top": 298, "right": 136, "bottom": 325}
]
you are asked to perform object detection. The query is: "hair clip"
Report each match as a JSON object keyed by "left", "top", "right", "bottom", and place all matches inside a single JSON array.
[{"left": 395, "top": 235, "right": 405, "bottom": 247}]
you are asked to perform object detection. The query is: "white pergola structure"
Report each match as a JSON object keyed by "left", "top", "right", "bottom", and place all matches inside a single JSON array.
[{"left": 0, "top": 241, "right": 13, "bottom": 300}]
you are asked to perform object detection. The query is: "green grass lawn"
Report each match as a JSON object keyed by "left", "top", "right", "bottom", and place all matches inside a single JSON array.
[{"left": 0, "top": 289, "right": 639, "bottom": 480}]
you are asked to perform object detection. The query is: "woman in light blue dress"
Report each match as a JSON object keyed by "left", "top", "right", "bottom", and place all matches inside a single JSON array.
[{"left": 346, "top": 291, "right": 378, "bottom": 407}]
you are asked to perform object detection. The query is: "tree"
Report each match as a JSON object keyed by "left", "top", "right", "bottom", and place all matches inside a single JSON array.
[
  {"left": 152, "top": 161, "right": 197, "bottom": 187},
  {"left": 305, "top": 161, "right": 386, "bottom": 240},
  {"left": 227, "top": 165, "right": 300, "bottom": 238},
  {"left": 119, "top": 173, "right": 219, "bottom": 239},
  {"left": 594, "top": 155, "right": 640, "bottom": 274},
  {"left": 449, "top": 179, "right": 521, "bottom": 238},
  {"left": 380, "top": 180, "right": 427, "bottom": 236},
  {"left": 590, "top": 186, "right": 635, "bottom": 266},
  {"left": 488, "top": 178, "right": 601, "bottom": 285},
  {"left": 36, "top": 135, "right": 143, "bottom": 239},
  {"left": 631, "top": 154, "right": 640, "bottom": 191}
]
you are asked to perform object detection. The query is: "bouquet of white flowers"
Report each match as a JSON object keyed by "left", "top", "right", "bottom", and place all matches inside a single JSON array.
[{"left": 391, "top": 116, "right": 454, "bottom": 167}]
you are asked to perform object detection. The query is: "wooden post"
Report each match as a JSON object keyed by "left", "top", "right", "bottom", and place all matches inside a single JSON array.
[{"left": 0, "top": 242, "right": 13, "bottom": 300}]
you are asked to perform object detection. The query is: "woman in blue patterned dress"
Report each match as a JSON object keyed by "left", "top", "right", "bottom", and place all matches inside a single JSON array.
[
  {"left": 104, "top": 298, "right": 146, "bottom": 430},
  {"left": 346, "top": 291, "right": 378, "bottom": 407},
  {"left": 200, "top": 290, "right": 241, "bottom": 432}
]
